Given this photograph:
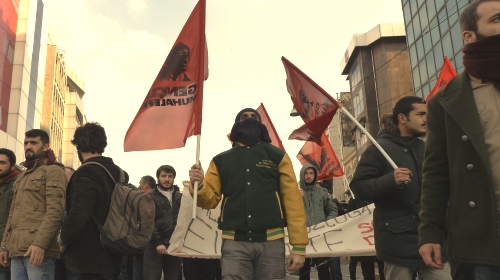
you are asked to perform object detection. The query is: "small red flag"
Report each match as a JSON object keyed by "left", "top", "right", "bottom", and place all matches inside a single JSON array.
[
  {"left": 297, "top": 133, "right": 344, "bottom": 180},
  {"left": 124, "top": 0, "right": 208, "bottom": 152},
  {"left": 256, "top": 103, "right": 285, "bottom": 151},
  {"left": 425, "top": 56, "right": 457, "bottom": 102},
  {"left": 227, "top": 104, "right": 286, "bottom": 151},
  {"left": 282, "top": 57, "right": 341, "bottom": 144}
]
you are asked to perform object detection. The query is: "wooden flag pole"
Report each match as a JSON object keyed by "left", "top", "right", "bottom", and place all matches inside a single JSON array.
[
  {"left": 344, "top": 176, "right": 355, "bottom": 199},
  {"left": 340, "top": 107, "right": 398, "bottom": 170},
  {"left": 192, "top": 134, "right": 201, "bottom": 219}
]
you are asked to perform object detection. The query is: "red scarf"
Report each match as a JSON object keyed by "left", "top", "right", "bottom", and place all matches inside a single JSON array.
[
  {"left": 462, "top": 34, "right": 500, "bottom": 90},
  {"left": 22, "top": 149, "right": 58, "bottom": 169},
  {"left": 0, "top": 170, "right": 20, "bottom": 183}
]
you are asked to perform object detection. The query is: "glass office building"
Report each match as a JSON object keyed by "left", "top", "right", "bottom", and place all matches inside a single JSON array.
[{"left": 401, "top": 0, "right": 470, "bottom": 99}]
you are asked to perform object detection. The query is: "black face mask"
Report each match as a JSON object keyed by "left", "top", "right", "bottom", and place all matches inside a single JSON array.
[{"left": 230, "top": 118, "right": 266, "bottom": 147}]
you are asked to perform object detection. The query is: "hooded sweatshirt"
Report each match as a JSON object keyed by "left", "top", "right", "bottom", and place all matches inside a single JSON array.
[{"left": 300, "top": 164, "right": 338, "bottom": 227}]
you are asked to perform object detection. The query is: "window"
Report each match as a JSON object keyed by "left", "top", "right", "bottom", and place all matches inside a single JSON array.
[
  {"left": 442, "top": 32, "right": 454, "bottom": 58},
  {"left": 353, "top": 89, "right": 365, "bottom": 117},
  {"left": 350, "top": 62, "right": 361, "bottom": 89},
  {"left": 403, "top": 2, "right": 412, "bottom": 25}
]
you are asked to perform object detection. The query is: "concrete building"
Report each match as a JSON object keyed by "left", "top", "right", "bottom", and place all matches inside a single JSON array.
[
  {"left": 325, "top": 92, "right": 353, "bottom": 202},
  {"left": 0, "top": 0, "right": 49, "bottom": 159},
  {"left": 62, "top": 66, "right": 86, "bottom": 169},
  {"left": 340, "top": 23, "right": 414, "bottom": 159},
  {"left": 401, "top": 0, "right": 469, "bottom": 99},
  {"left": 41, "top": 44, "right": 66, "bottom": 161},
  {"left": 0, "top": 1, "right": 86, "bottom": 170}
]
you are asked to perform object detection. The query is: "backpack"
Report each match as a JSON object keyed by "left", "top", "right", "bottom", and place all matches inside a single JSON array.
[{"left": 80, "top": 162, "right": 156, "bottom": 256}]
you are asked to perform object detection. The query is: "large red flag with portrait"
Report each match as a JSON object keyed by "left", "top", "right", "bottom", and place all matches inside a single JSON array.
[
  {"left": 282, "top": 57, "right": 341, "bottom": 144},
  {"left": 297, "top": 133, "right": 344, "bottom": 180},
  {"left": 425, "top": 56, "right": 457, "bottom": 102},
  {"left": 256, "top": 103, "right": 285, "bottom": 151},
  {"left": 124, "top": 0, "right": 208, "bottom": 152}
]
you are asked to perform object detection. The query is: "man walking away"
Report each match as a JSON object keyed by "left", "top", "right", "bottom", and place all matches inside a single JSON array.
[{"left": 60, "top": 122, "right": 128, "bottom": 280}]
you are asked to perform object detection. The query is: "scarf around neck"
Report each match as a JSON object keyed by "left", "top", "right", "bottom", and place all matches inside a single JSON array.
[
  {"left": 22, "top": 149, "right": 58, "bottom": 169},
  {"left": 462, "top": 34, "right": 500, "bottom": 90}
]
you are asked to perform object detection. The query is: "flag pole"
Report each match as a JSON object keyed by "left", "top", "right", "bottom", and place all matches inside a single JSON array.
[
  {"left": 340, "top": 107, "right": 398, "bottom": 170},
  {"left": 192, "top": 134, "right": 201, "bottom": 219}
]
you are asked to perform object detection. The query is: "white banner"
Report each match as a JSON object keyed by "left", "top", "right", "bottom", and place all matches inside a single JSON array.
[{"left": 168, "top": 189, "right": 376, "bottom": 258}]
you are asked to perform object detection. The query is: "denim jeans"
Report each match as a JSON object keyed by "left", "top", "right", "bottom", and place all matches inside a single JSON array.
[
  {"left": 221, "top": 239, "right": 286, "bottom": 280},
  {"left": 0, "top": 271, "right": 10, "bottom": 280},
  {"left": 328, "top": 257, "right": 342, "bottom": 280},
  {"left": 11, "top": 256, "right": 56, "bottom": 280},
  {"left": 384, "top": 261, "right": 451, "bottom": 280},
  {"left": 143, "top": 243, "right": 182, "bottom": 280},
  {"left": 132, "top": 254, "right": 144, "bottom": 280},
  {"left": 299, "top": 257, "right": 330, "bottom": 280},
  {"left": 473, "top": 264, "right": 500, "bottom": 279}
]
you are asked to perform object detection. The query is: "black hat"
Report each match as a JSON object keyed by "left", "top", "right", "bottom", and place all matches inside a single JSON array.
[{"left": 234, "top": 108, "right": 261, "bottom": 123}]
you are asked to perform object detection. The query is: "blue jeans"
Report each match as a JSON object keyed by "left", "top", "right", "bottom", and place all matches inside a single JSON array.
[
  {"left": 328, "top": 257, "right": 342, "bottom": 280},
  {"left": 132, "top": 254, "right": 144, "bottom": 280},
  {"left": 11, "top": 256, "right": 56, "bottom": 280},
  {"left": 221, "top": 239, "right": 286, "bottom": 280},
  {"left": 474, "top": 264, "right": 500, "bottom": 279},
  {"left": 0, "top": 271, "right": 10, "bottom": 280}
]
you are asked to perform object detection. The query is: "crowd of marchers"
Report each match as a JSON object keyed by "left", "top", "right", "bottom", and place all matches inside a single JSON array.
[{"left": 0, "top": 1, "right": 499, "bottom": 280}]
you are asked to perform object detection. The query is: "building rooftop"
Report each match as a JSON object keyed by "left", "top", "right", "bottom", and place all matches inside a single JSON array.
[
  {"left": 66, "top": 66, "right": 85, "bottom": 98},
  {"left": 340, "top": 23, "right": 406, "bottom": 75}
]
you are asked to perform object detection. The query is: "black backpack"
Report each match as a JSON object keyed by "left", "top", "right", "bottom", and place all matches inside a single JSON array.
[{"left": 81, "top": 162, "right": 156, "bottom": 256}]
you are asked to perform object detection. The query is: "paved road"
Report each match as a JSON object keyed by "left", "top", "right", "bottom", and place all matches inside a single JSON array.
[{"left": 286, "top": 257, "right": 383, "bottom": 280}]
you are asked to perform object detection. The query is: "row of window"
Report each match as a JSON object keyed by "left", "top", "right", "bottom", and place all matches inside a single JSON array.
[{"left": 403, "top": 0, "right": 468, "bottom": 99}]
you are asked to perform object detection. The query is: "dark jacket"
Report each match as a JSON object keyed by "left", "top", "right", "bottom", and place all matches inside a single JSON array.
[
  {"left": 191, "top": 142, "right": 308, "bottom": 255},
  {"left": 299, "top": 164, "right": 337, "bottom": 227},
  {"left": 350, "top": 115, "right": 426, "bottom": 267},
  {"left": 419, "top": 71, "right": 500, "bottom": 265},
  {"left": 0, "top": 171, "right": 19, "bottom": 272},
  {"left": 149, "top": 185, "right": 181, "bottom": 248},
  {"left": 60, "top": 156, "right": 128, "bottom": 273}
]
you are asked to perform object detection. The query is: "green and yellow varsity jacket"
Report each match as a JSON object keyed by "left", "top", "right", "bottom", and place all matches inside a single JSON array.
[{"left": 190, "top": 142, "right": 308, "bottom": 255}]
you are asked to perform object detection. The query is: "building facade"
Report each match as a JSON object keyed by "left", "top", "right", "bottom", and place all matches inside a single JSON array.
[
  {"left": 401, "top": 0, "right": 469, "bottom": 99},
  {"left": 340, "top": 23, "right": 414, "bottom": 159},
  {"left": 0, "top": 0, "right": 49, "bottom": 159},
  {"left": 62, "top": 66, "right": 85, "bottom": 168},
  {"left": 42, "top": 44, "right": 66, "bottom": 160},
  {"left": 0, "top": 0, "right": 86, "bottom": 170}
]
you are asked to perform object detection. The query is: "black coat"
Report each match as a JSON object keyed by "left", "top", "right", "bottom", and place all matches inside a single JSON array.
[
  {"left": 60, "top": 156, "right": 128, "bottom": 273},
  {"left": 149, "top": 185, "right": 182, "bottom": 247},
  {"left": 350, "top": 124, "right": 427, "bottom": 268}
]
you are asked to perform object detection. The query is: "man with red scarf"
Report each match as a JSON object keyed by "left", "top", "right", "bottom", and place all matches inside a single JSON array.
[
  {"left": 0, "top": 129, "right": 66, "bottom": 279},
  {"left": 0, "top": 148, "right": 20, "bottom": 280},
  {"left": 419, "top": 0, "right": 500, "bottom": 279}
]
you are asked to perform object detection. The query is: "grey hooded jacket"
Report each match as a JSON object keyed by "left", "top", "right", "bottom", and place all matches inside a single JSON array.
[{"left": 299, "top": 164, "right": 338, "bottom": 227}]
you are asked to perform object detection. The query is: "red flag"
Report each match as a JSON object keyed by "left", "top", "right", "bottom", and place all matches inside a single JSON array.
[
  {"left": 282, "top": 57, "right": 341, "bottom": 144},
  {"left": 425, "top": 56, "right": 457, "bottom": 102},
  {"left": 256, "top": 103, "right": 285, "bottom": 151},
  {"left": 124, "top": 0, "right": 207, "bottom": 152},
  {"left": 297, "top": 133, "right": 344, "bottom": 180}
]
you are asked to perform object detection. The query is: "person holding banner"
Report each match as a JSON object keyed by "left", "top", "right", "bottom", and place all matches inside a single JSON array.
[
  {"left": 189, "top": 108, "right": 308, "bottom": 280},
  {"left": 143, "top": 165, "right": 182, "bottom": 280},
  {"left": 350, "top": 96, "right": 451, "bottom": 280},
  {"left": 298, "top": 164, "right": 338, "bottom": 280},
  {"left": 419, "top": 0, "right": 500, "bottom": 278}
]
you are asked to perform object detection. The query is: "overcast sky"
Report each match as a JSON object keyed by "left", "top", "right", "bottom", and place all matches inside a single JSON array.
[{"left": 46, "top": 0, "right": 404, "bottom": 189}]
